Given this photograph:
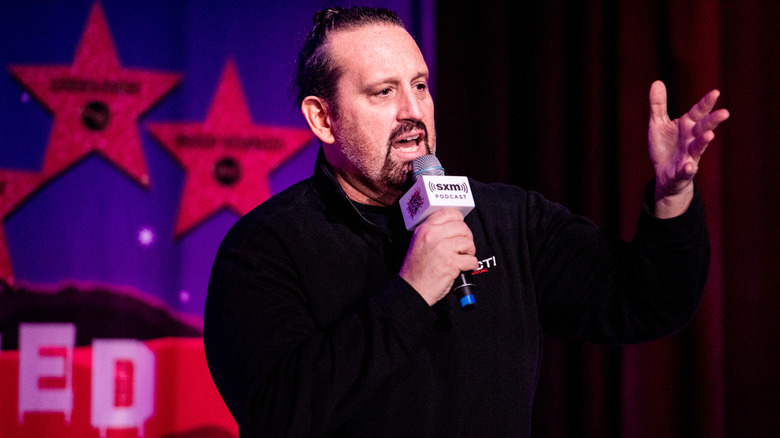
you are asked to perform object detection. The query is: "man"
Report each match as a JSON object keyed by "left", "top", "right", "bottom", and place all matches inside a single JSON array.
[{"left": 204, "top": 6, "right": 730, "bottom": 437}]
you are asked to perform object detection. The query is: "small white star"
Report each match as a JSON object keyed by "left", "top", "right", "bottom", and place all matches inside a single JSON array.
[{"left": 137, "top": 227, "right": 155, "bottom": 246}]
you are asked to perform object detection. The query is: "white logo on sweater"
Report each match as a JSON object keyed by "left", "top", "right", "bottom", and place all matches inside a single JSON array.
[{"left": 471, "top": 255, "right": 497, "bottom": 276}]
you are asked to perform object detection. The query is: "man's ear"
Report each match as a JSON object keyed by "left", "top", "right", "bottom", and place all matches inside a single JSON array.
[{"left": 301, "top": 96, "right": 335, "bottom": 144}]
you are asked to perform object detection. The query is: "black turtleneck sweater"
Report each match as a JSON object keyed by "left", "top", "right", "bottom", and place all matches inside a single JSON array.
[{"left": 204, "top": 149, "right": 709, "bottom": 437}]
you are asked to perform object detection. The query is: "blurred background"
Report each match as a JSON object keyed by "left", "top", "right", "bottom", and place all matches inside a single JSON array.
[{"left": 1, "top": 0, "right": 777, "bottom": 437}]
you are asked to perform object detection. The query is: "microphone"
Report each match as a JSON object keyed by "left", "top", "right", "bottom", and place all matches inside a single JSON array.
[{"left": 400, "top": 155, "right": 476, "bottom": 310}]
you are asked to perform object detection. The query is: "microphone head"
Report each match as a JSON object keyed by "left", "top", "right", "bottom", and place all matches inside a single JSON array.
[{"left": 411, "top": 155, "right": 445, "bottom": 181}]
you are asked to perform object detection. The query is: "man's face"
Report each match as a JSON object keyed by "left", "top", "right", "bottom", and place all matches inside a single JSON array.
[{"left": 325, "top": 23, "right": 435, "bottom": 206}]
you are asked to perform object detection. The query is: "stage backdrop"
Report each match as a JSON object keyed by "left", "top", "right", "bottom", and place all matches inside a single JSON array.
[
  {"left": 435, "top": 1, "right": 780, "bottom": 437},
  {"left": 0, "top": 1, "right": 435, "bottom": 437}
]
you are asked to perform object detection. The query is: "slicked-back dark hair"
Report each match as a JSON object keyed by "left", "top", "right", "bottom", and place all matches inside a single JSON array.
[{"left": 293, "top": 6, "right": 404, "bottom": 111}]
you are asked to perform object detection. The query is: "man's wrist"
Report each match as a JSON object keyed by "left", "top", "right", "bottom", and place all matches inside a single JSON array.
[{"left": 654, "top": 183, "right": 694, "bottom": 219}]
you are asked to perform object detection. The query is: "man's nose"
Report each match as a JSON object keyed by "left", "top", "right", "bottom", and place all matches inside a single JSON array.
[{"left": 398, "top": 87, "right": 424, "bottom": 121}]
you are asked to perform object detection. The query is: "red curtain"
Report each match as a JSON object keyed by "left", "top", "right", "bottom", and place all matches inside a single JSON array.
[{"left": 436, "top": 1, "right": 780, "bottom": 436}]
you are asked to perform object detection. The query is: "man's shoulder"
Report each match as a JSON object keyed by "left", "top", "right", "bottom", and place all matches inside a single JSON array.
[
  {"left": 467, "top": 178, "right": 572, "bottom": 223},
  {"left": 225, "top": 178, "right": 321, "bottom": 241},
  {"left": 469, "top": 178, "right": 525, "bottom": 196},
  {"left": 251, "top": 178, "right": 317, "bottom": 217},
  {"left": 468, "top": 178, "right": 531, "bottom": 208}
]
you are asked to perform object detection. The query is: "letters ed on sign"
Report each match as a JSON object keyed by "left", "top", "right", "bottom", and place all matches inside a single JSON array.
[{"left": 12, "top": 323, "right": 156, "bottom": 437}]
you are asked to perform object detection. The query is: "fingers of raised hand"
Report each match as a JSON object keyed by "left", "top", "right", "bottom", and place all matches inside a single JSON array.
[
  {"left": 687, "top": 107, "right": 729, "bottom": 162},
  {"left": 691, "top": 108, "right": 730, "bottom": 137},
  {"left": 688, "top": 130, "right": 715, "bottom": 160},
  {"left": 649, "top": 80, "right": 669, "bottom": 123},
  {"left": 687, "top": 89, "right": 725, "bottom": 123},
  {"left": 678, "top": 161, "right": 698, "bottom": 180}
]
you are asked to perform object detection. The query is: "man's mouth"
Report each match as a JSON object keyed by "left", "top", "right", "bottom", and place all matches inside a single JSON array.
[
  {"left": 395, "top": 134, "right": 421, "bottom": 151},
  {"left": 387, "top": 121, "right": 429, "bottom": 159}
]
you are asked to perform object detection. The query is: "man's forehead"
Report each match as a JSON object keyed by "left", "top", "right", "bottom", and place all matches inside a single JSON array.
[
  {"left": 329, "top": 23, "right": 417, "bottom": 56},
  {"left": 329, "top": 24, "right": 427, "bottom": 79}
]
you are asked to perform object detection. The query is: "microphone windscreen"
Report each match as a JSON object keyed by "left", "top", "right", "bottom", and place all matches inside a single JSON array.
[{"left": 412, "top": 155, "right": 445, "bottom": 181}]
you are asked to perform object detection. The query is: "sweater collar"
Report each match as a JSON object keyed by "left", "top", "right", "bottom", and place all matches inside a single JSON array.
[
  {"left": 312, "top": 147, "right": 349, "bottom": 206},
  {"left": 311, "top": 147, "right": 400, "bottom": 234}
]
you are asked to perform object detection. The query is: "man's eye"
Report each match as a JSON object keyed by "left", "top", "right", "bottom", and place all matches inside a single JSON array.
[
  {"left": 415, "top": 83, "right": 427, "bottom": 91},
  {"left": 377, "top": 88, "right": 391, "bottom": 96}
]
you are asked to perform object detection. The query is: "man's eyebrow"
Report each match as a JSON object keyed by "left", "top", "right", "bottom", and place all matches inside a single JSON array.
[
  {"left": 363, "top": 71, "right": 429, "bottom": 90},
  {"left": 412, "top": 70, "right": 430, "bottom": 81},
  {"left": 361, "top": 77, "right": 397, "bottom": 93}
]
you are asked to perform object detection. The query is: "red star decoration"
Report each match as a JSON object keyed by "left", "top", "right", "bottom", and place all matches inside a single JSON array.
[
  {"left": 7, "top": 2, "right": 180, "bottom": 187},
  {"left": 0, "top": 169, "right": 46, "bottom": 284},
  {"left": 147, "top": 60, "right": 312, "bottom": 237}
]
